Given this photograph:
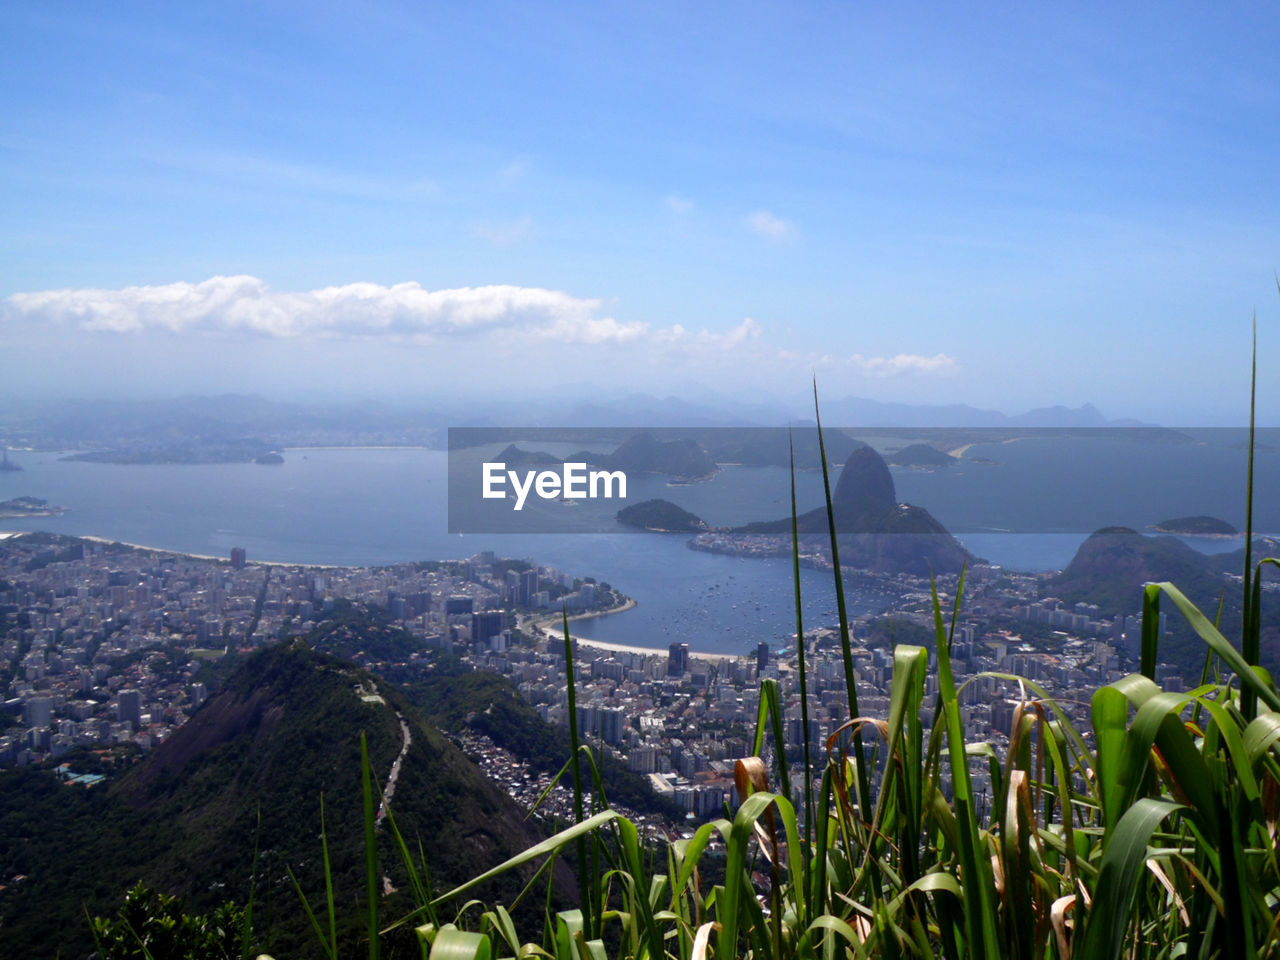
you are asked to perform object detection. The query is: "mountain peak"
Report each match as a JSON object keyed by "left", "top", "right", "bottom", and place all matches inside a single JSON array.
[{"left": 833, "top": 446, "right": 896, "bottom": 510}]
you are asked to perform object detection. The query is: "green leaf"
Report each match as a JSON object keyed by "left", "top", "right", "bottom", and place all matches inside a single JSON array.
[{"left": 1077, "top": 798, "right": 1183, "bottom": 960}]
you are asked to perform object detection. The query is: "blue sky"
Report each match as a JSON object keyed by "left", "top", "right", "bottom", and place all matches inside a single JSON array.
[{"left": 2, "top": 2, "right": 1278, "bottom": 421}]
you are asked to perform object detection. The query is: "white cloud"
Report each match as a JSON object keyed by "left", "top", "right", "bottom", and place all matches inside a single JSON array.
[
  {"left": 745, "top": 209, "right": 796, "bottom": 241},
  {"left": 656, "top": 316, "right": 761, "bottom": 349},
  {"left": 2, "top": 275, "right": 645, "bottom": 345},
  {"left": 666, "top": 194, "right": 693, "bottom": 214},
  {"left": 845, "top": 352, "right": 958, "bottom": 377},
  {"left": 2, "top": 277, "right": 956, "bottom": 383}
]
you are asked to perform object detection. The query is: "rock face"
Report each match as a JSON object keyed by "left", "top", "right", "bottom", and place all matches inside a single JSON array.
[
  {"left": 735, "top": 445, "right": 971, "bottom": 575},
  {"left": 833, "top": 446, "right": 897, "bottom": 518}
]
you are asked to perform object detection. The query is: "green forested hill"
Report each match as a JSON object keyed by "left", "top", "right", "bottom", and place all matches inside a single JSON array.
[
  {"left": 0, "top": 641, "right": 557, "bottom": 958},
  {"left": 1046, "top": 528, "right": 1280, "bottom": 674}
]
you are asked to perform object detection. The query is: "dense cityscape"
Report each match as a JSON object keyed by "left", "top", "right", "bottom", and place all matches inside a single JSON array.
[{"left": 1, "top": 531, "right": 1190, "bottom": 827}]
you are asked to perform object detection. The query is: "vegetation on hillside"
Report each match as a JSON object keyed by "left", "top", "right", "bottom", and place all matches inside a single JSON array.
[
  {"left": 3, "top": 640, "right": 556, "bottom": 958},
  {"left": 403, "top": 663, "right": 685, "bottom": 821}
]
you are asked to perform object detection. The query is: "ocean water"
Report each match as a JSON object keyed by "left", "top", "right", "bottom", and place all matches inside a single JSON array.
[{"left": 0, "top": 435, "right": 1265, "bottom": 654}]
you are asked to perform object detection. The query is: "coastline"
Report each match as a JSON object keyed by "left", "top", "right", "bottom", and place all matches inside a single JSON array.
[
  {"left": 71, "top": 535, "right": 348, "bottom": 569},
  {"left": 525, "top": 600, "right": 744, "bottom": 663},
  {"left": 1150, "top": 526, "right": 1242, "bottom": 540},
  {"left": 3, "top": 529, "right": 740, "bottom": 659}
]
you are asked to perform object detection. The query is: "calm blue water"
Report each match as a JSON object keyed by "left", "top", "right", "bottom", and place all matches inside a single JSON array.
[
  {"left": 0, "top": 437, "right": 1263, "bottom": 654},
  {"left": 0, "top": 449, "right": 879, "bottom": 654}
]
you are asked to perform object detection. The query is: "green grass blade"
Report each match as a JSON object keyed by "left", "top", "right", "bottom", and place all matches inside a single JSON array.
[
  {"left": 361, "top": 732, "right": 381, "bottom": 960},
  {"left": 930, "top": 576, "right": 998, "bottom": 959},
  {"left": 432, "top": 809, "right": 620, "bottom": 907},
  {"left": 561, "top": 608, "right": 594, "bottom": 941},
  {"left": 812, "top": 381, "right": 874, "bottom": 827},
  {"left": 616, "top": 816, "right": 664, "bottom": 960},
  {"left": 1091, "top": 685, "right": 1129, "bottom": 834},
  {"left": 718, "top": 791, "right": 798, "bottom": 958},
  {"left": 788, "top": 427, "right": 816, "bottom": 878},
  {"left": 287, "top": 865, "right": 337, "bottom": 960},
  {"left": 428, "top": 926, "right": 493, "bottom": 960},
  {"left": 321, "top": 794, "right": 339, "bottom": 954},
  {"left": 1077, "top": 798, "right": 1184, "bottom": 960},
  {"left": 1242, "top": 311, "right": 1258, "bottom": 718},
  {"left": 1156, "top": 582, "right": 1280, "bottom": 712},
  {"left": 1140, "top": 583, "right": 1160, "bottom": 680}
]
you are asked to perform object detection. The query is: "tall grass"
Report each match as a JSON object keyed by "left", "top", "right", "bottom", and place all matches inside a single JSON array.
[{"left": 279, "top": 341, "right": 1280, "bottom": 959}]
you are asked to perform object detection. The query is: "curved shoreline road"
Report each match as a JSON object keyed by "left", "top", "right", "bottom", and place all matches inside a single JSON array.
[{"left": 521, "top": 600, "right": 741, "bottom": 663}]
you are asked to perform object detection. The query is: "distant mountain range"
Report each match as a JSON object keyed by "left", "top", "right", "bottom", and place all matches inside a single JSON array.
[
  {"left": 816, "top": 397, "right": 1153, "bottom": 428},
  {"left": 0, "top": 393, "right": 1156, "bottom": 458}
]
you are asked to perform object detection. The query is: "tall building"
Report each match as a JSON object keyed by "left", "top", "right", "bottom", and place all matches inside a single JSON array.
[
  {"left": 230, "top": 547, "right": 247, "bottom": 569},
  {"left": 505, "top": 568, "right": 540, "bottom": 606},
  {"left": 668, "top": 642, "right": 689, "bottom": 677},
  {"left": 445, "top": 595, "right": 474, "bottom": 616},
  {"left": 23, "top": 696, "right": 52, "bottom": 729},
  {"left": 118, "top": 689, "right": 142, "bottom": 728},
  {"left": 471, "top": 610, "right": 505, "bottom": 647},
  {"left": 756, "top": 641, "right": 770, "bottom": 672}
]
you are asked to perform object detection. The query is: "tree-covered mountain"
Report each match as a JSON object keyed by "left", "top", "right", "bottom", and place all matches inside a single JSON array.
[
  {"left": 617, "top": 498, "right": 709, "bottom": 532},
  {"left": 1045, "top": 528, "right": 1280, "bottom": 675},
  {"left": 1152, "top": 515, "right": 1238, "bottom": 536},
  {"left": 0, "top": 640, "right": 559, "bottom": 958}
]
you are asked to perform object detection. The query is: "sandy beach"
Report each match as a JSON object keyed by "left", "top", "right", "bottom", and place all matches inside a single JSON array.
[
  {"left": 73, "top": 535, "right": 346, "bottom": 568},
  {"left": 525, "top": 602, "right": 744, "bottom": 663}
]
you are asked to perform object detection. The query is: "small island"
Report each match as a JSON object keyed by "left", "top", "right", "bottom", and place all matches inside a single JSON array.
[
  {"left": 885, "top": 443, "right": 957, "bottom": 469},
  {"left": 0, "top": 496, "right": 66, "bottom": 519},
  {"left": 617, "top": 498, "right": 709, "bottom": 533},
  {"left": 1152, "top": 515, "right": 1239, "bottom": 537},
  {"left": 254, "top": 452, "right": 285, "bottom": 465},
  {"left": 492, "top": 443, "right": 563, "bottom": 468}
]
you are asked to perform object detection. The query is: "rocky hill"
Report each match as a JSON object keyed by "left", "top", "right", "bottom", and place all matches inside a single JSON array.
[
  {"left": 1046, "top": 528, "right": 1280, "bottom": 675},
  {"left": 617, "top": 498, "right": 709, "bottom": 532},
  {"left": 0, "top": 641, "right": 557, "bottom": 957},
  {"left": 734, "top": 446, "right": 971, "bottom": 574}
]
